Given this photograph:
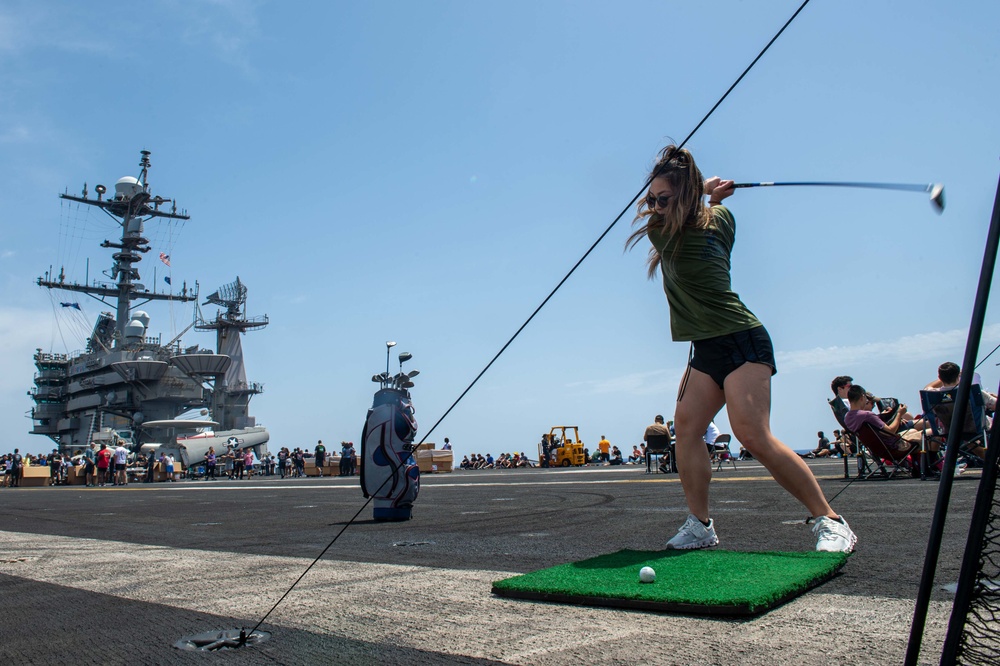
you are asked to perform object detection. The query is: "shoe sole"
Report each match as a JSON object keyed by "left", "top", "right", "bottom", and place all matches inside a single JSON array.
[{"left": 665, "top": 535, "right": 719, "bottom": 550}]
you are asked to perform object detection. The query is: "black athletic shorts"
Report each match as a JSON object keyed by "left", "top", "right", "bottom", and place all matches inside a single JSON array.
[{"left": 690, "top": 325, "right": 777, "bottom": 390}]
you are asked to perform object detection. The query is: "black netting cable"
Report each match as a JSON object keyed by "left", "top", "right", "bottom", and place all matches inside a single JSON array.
[{"left": 975, "top": 340, "right": 1000, "bottom": 369}]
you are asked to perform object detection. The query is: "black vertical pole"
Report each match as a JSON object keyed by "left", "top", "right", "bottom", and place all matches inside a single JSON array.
[
  {"left": 940, "top": 394, "right": 1000, "bottom": 663},
  {"left": 904, "top": 173, "right": 1000, "bottom": 665}
]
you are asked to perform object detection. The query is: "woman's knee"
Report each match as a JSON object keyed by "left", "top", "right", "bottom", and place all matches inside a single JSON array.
[
  {"left": 730, "top": 427, "right": 772, "bottom": 454},
  {"left": 673, "top": 410, "right": 712, "bottom": 442}
]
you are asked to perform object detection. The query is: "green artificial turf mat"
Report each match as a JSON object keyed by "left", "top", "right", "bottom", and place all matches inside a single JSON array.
[{"left": 492, "top": 549, "right": 849, "bottom": 617}]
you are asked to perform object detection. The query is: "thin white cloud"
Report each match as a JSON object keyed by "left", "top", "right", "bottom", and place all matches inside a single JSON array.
[
  {"left": 0, "top": 307, "right": 58, "bottom": 393},
  {"left": 776, "top": 324, "right": 1000, "bottom": 372},
  {"left": 0, "top": 11, "right": 16, "bottom": 53},
  {"left": 1, "top": 250, "right": 14, "bottom": 259},
  {"left": 0, "top": 125, "right": 30, "bottom": 144},
  {"left": 566, "top": 366, "right": 688, "bottom": 396},
  {"left": 0, "top": 308, "right": 60, "bottom": 447},
  {"left": 171, "top": 0, "right": 264, "bottom": 77},
  {"left": 0, "top": 6, "right": 113, "bottom": 56},
  {"left": 570, "top": 325, "right": 1000, "bottom": 396}
]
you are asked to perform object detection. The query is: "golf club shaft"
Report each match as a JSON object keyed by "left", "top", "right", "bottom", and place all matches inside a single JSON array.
[{"left": 734, "top": 181, "right": 933, "bottom": 193}]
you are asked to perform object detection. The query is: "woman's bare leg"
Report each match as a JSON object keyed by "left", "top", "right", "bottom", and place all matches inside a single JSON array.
[
  {"left": 723, "top": 363, "right": 836, "bottom": 519},
  {"left": 673, "top": 368, "right": 727, "bottom": 522}
]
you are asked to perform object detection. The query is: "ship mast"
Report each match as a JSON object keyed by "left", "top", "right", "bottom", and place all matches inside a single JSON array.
[
  {"left": 196, "top": 277, "right": 269, "bottom": 430},
  {"left": 37, "top": 150, "right": 196, "bottom": 345}
]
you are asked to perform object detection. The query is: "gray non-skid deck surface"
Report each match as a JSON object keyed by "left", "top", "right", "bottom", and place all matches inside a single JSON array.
[{"left": 0, "top": 461, "right": 978, "bottom": 664}]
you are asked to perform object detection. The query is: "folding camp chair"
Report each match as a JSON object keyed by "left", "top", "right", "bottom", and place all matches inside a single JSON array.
[
  {"left": 919, "top": 385, "right": 989, "bottom": 468},
  {"left": 829, "top": 398, "right": 864, "bottom": 479},
  {"left": 854, "top": 422, "right": 920, "bottom": 480},
  {"left": 712, "top": 434, "right": 736, "bottom": 471},
  {"left": 645, "top": 434, "right": 673, "bottom": 474}
]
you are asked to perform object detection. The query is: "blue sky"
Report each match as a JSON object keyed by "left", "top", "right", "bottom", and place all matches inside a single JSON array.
[{"left": 2, "top": 0, "right": 999, "bottom": 463}]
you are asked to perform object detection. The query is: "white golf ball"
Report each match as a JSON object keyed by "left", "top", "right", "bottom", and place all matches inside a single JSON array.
[{"left": 639, "top": 566, "right": 656, "bottom": 583}]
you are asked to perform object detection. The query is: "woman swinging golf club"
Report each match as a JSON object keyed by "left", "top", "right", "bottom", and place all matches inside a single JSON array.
[{"left": 627, "top": 145, "right": 856, "bottom": 553}]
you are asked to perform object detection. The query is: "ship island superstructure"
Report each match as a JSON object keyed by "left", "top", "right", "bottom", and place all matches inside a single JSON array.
[{"left": 29, "top": 151, "right": 269, "bottom": 467}]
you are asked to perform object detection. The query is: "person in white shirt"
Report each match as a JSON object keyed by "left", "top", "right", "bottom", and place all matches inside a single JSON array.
[
  {"left": 114, "top": 443, "right": 129, "bottom": 486},
  {"left": 703, "top": 422, "right": 721, "bottom": 447}
]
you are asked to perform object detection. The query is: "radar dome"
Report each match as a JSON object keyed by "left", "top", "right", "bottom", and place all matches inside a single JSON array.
[
  {"left": 115, "top": 176, "right": 143, "bottom": 199},
  {"left": 124, "top": 318, "right": 146, "bottom": 341},
  {"left": 132, "top": 310, "right": 150, "bottom": 328}
]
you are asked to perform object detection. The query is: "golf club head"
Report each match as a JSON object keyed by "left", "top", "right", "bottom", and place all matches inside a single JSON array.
[
  {"left": 398, "top": 352, "right": 413, "bottom": 365},
  {"left": 929, "top": 183, "right": 945, "bottom": 214},
  {"left": 407, "top": 369, "right": 420, "bottom": 378},
  {"left": 402, "top": 381, "right": 414, "bottom": 389},
  {"left": 372, "top": 374, "right": 382, "bottom": 383}
]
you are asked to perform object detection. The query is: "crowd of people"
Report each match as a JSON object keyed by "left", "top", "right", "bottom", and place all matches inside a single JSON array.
[
  {"left": 272, "top": 441, "right": 357, "bottom": 478},
  {"left": 458, "top": 442, "right": 673, "bottom": 470},
  {"left": 459, "top": 452, "right": 535, "bottom": 469},
  {"left": 827, "top": 361, "right": 995, "bottom": 476},
  {"left": 2, "top": 438, "right": 364, "bottom": 488},
  {"left": 1, "top": 441, "right": 177, "bottom": 488}
]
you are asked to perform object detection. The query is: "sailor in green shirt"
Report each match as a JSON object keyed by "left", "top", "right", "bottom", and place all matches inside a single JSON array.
[{"left": 627, "top": 145, "right": 856, "bottom": 554}]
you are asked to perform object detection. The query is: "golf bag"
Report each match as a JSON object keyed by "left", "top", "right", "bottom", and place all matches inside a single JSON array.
[{"left": 360, "top": 387, "right": 420, "bottom": 521}]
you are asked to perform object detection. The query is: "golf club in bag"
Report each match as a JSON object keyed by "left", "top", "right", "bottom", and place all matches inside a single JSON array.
[{"left": 360, "top": 346, "right": 420, "bottom": 521}]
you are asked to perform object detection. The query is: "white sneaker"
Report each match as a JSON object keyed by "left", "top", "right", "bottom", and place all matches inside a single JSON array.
[
  {"left": 666, "top": 514, "right": 719, "bottom": 550},
  {"left": 812, "top": 515, "right": 857, "bottom": 553},
  {"left": 954, "top": 462, "right": 968, "bottom": 477}
]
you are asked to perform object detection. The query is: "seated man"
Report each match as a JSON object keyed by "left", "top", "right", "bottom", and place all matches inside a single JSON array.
[
  {"left": 831, "top": 429, "right": 853, "bottom": 457},
  {"left": 925, "top": 361, "right": 997, "bottom": 413},
  {"left": 924, "top": 361, "right": 992, "bottom": 458},
  {"left": 844, "top": 385, "right": 938, "bottom": 454},
  {"left": 836, "top": 374, "right": 925, "bottom": 428},
  {"left": 806, "top": 431, "right": 832, "bottom": 458},
  {"left": 831, "top": 376, "right": 853, "bottom": 410},
  {"left": 643, "top": 414, "right": 673, "bottom": 471}
]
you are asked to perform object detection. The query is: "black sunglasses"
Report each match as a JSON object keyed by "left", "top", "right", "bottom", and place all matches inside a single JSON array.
[{"left": 645, "top": 193, "right": 673, "bottom": 209}]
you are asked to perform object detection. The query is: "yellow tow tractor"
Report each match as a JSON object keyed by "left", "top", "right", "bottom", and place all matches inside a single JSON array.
[{"left": 539, "top": 426, "right": 586, "bottom": 467}]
